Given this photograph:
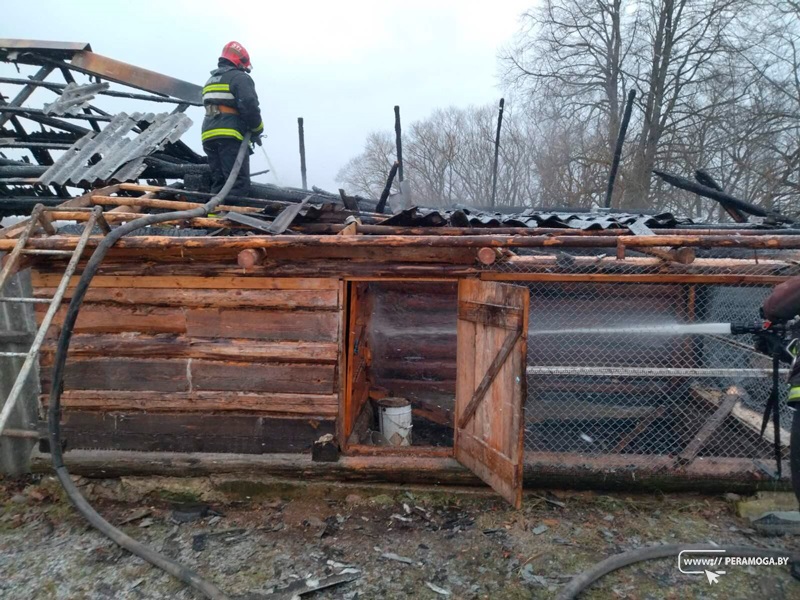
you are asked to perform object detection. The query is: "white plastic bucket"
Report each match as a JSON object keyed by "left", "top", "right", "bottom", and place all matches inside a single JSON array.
[{"left": 378, "top": 397, "right": 412, "bottom": 446}]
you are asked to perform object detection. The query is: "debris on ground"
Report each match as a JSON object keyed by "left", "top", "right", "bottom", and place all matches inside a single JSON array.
[{"left": 0, "top": 474, "right": 797, "bottom": 599}]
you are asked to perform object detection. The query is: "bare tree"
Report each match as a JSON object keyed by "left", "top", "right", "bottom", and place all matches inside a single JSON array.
[
  {"left": 336, "top": 131, "right": 397, "bottom": 199},
  {"left": 503, "top": 0, "right": 772, "bottom": 211},
  {"left": 337, "top": 105, "right": 539, "bottom": 209}
]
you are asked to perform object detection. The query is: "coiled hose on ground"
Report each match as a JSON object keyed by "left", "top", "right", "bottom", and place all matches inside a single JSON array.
[
  {"left": 47, "top": 133, "right": 252, "bottom": 600},
  {"left": 556, "top": 543, "right": 800, "bottom": 599}
]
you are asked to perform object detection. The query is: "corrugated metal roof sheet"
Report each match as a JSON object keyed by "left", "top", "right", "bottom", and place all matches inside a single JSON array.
[
  {"left": 37, "top": 111, "right": 192, "bottom": 185},
  {"left": 379, "top": 207, "right": 688, "bottom": 230},
  {"left": 42, "top": 82, "right": 109, "bottom": 116}
]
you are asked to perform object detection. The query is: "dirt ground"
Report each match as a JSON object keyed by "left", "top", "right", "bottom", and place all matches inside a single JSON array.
[{"left": 1, "top": 473, "right": 799, "bottom": 600}]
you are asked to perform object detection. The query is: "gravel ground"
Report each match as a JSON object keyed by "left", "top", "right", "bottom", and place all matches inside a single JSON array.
[{"left": 1, "top": 473, "right": 799, "bottom": 599}]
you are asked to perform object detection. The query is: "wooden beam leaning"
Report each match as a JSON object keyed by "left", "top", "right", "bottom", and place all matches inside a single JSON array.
[{"left": 676, "top": 388, "right": 741, "bottom": 467}]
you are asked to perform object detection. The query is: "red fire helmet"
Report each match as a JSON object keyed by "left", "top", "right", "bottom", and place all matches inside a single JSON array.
[{"left": 220, "top": 41, "right": 252, "bottom": 72}]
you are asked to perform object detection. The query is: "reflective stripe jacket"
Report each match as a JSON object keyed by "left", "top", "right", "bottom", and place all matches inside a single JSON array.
[{"left": 201, "top": 63, "right": 264, "bottom": 143}]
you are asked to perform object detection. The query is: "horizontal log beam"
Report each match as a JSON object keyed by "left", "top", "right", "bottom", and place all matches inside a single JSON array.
[
  {"left": 0, "top": 185, "right": 119, "bottom": 239},
  {"left": 7, "top": 233, "right": 800, "bottom": 253},
  {"left": 54, "top": 412, "right": 335, "bottom": 454},
  {"left": 505, "top": 255, "right": 792, "bottom": 272},
  {"left": 30, "top": 274, "right": 341, "bottom": 290},
  {"left": 35, "top": 286, "right": 340, "bottom": 309},
  {"left": 44, "top": 390, "right": 338, "bottom": 416},
  {"left": 29, "top": 450, "right": 788, "bottom": 493},
  {"left": 90, "top": 195, "right": 262, "bottom": 214},
  {"left": 39, "top": 334, "right": 338, "bottom": 364},
  {"left": 33, "top": 262, "right": 478, "bottom": 279},
  {"left": 52, "top": 210, "right": 233, "bottom": 230}
]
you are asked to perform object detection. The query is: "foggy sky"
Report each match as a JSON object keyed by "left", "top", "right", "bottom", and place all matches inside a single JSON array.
[{"left": 2, "top": 0, "right": 533, "bottom": 191}]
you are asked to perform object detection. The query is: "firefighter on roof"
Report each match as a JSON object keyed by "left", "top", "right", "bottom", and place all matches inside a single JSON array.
[{"left": 202, "top": 41, "right": 264, "bottom": 198}]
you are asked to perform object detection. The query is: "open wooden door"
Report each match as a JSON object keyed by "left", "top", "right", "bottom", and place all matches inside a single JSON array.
[{"left": 455, "top": 279, "right": 528, "bottom": 508}]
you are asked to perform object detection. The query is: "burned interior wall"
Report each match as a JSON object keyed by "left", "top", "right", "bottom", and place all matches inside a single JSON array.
[{"left": 364, "top": 281, "right": 458, "bottom": 445}]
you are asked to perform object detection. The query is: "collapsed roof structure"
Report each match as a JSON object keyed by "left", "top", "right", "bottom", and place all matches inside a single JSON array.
[{"left": 1, "top": 40, "right": 799, "bottom": 507}]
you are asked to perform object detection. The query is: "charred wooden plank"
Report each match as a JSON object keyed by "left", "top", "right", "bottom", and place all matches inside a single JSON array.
[
  {"left": 186, "top": 308, "right": 339, "bottom": 342},
  {"left": 43, "top": 390, "right": 338, "bottom": 416},
  {"left": 57, "top": 412, "right": 334, "bottom": 453},
  {"left": 677, "top": 389, "right": 741, "bottom": 466},
  {"left": 30, "top": 274, "right": 340, "bottom": 290},
  {"left": 35, "top": 286, "right": 340, "bottom": 309},
  {"left": 190, "top": 360, "right": 336, "bottom": 394},
  {"left": 42, "top": 358, "right": 189, "bottom": 392},
  {"left": 39, "top": 334, "right": 338, "bottom": 364}
]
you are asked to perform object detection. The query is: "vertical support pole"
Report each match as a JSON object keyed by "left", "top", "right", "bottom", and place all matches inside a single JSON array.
[
  {"left": 394, "top": 105, "right": 403, "bottom": 182},
  {"left": 491, "top": 98, "right": 505, "bottom": 207},
  {"left": 298, "top": 117, "right": 308, "bottom": 190}
]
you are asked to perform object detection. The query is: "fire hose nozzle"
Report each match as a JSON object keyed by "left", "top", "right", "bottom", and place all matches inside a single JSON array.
[
  {"left": 730, "top": 322, "right": 765, "bottom": 336},
  {"left": 730, "top": 320, "right": 788, "bottom": 338}
]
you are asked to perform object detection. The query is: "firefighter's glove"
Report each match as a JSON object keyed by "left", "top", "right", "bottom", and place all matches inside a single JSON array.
[{"left": 252, "top": 134, "right": 263, "bottom": 147}]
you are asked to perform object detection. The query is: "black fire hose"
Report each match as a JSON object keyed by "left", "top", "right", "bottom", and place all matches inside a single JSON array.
[
  {"left": 556, "top": 543, "right": 800, "bottom": 599},
  {"left": 47, "top": 133, "right": 252, "bottom": 600}
]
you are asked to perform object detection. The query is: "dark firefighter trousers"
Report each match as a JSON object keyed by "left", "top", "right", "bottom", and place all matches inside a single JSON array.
[{"left": 203, "top": 137, "right": 251, "bottom": 198}]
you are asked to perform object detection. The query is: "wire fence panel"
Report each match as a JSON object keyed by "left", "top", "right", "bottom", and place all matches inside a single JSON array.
[{"left": 493, "top": 248, "right": 800, "bottom": 479}]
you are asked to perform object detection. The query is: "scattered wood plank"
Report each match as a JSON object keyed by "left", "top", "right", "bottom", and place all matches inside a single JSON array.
[
  {"left": 613, "top": 406, "right": 666, "bottom": 452},
  {"left": 692, "top": 386, "right": 790, "bottom": 448},
  {"left": 677, "top": 389, "right": 741, "bottom": 466}
]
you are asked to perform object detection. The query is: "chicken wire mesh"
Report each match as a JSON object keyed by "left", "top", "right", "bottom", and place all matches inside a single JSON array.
[{"left": 493, "top": 247, "right": 800, "bottom": 477}]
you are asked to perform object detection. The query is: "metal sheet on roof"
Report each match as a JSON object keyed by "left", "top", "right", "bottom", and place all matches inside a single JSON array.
[
  {"left": 380, "top": 207, "right": 688, "bottom": 230},
  {"left": 42, "top": 82, "right": 109, "bottom": 116},
  {"left": 38, "top": 112, "right": 192, "bottom": 185}
]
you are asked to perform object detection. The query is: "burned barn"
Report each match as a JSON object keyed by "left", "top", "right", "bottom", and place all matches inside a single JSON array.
[{"left": 0, "top": 39, "right": 796, "bottom": 507}]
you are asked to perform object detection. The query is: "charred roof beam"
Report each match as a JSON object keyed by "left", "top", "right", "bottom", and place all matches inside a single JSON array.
[
  {"left": 0, "top": 65, "right": 53, "bottom": 129},
  {"left": 0, "top": 106, "right": 113, "bottom": 122},
  {"left": 0, "top": 40, "right": 202, "bottom": 105},
  {"left": 0, "top": 76, "right": 198, "bottom": 105}
]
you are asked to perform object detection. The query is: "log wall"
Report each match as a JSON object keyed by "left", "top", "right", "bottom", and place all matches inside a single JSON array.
[{"left": 32, "top": 273, "right": 342, "bottom": 453}]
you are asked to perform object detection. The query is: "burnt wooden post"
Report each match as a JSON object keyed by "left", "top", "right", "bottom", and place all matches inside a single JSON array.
[
  {"left": 375, "top": 161, "right": 399, "bottom": 214},
  {"left": 491, "top": 98, "right": 505, "bottom": 207},
  {"left": 297, "top": 117, "right": 308, "bottom": 190},
  {"left": 604, "top": 89, "right": 636, "bottom": 209},
  {"left": 394, "top": 105, "right": 403, "bottom": 182}
]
